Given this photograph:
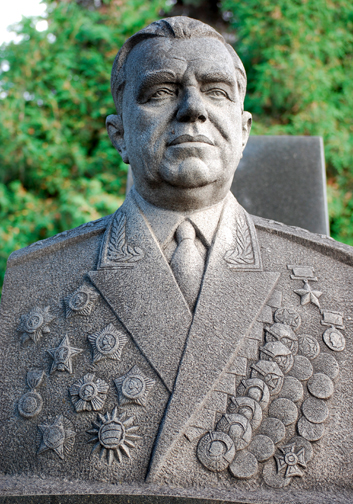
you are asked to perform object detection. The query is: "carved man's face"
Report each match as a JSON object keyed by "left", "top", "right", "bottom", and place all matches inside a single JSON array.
[{"left": 108, "top": 36, "right": 251, "bottom": 211}]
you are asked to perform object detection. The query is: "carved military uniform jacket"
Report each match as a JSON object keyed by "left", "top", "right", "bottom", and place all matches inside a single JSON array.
[{"left": 1, "top": 188, "right": 353, "bottom": 503}]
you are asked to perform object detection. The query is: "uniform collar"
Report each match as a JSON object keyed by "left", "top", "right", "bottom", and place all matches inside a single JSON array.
[{"left": 132, "top": 187, "right": 225, "bottom": 248}]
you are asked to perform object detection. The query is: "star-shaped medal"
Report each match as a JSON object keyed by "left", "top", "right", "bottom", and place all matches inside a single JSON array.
[
  {"left": 69, "top": 373, "right": 109, "bottom": 412},
  {"left": 17, "top": 306, "right": 55, "bottom": 343},
  {"left": 88, "top": 323, "right": 128, "bottom": 364},
  {"left": 47, "top": 335, "right": 83, "bottom": 374},
  {"left": 37, "top": 415, "right": 75, "bottom": 459},
  {"left": 64, "top": 284, "right": 99, "bottom": 318},
  {"left": 114, "top": 365, "right": 155, "bottom": 407},
  {"left": 294, "top": 281, "right": 322, "bottom": 308}
]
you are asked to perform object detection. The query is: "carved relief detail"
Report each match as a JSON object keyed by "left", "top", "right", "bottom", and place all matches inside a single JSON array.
[
  {"left": 274, "top": 308, "right": 301, "bottom": 331},
  {"left": 18, "top": 369, "right": 45, "bottom": 419},
  {"left": 321, "top": 309, "right": 345, "bottom": 329},
  {"left": 114, "top": 365, "right": 155, "bottom": 407},
  {"left": 224, "top": 214, "right": 255, "bottom": 267},
  {"left": 322, "top": 326, "right": 346, "bottom": 352},
  {"left": 294, "top": 281, "right": 322, "bottom": 308},
  {"left": 195, "top": 268, "right": 344, "bottom": 489},
  {"left": 88, "top": 323, "right": 128, "bottom": 364},
  {"left": 87, "top": 406, "right": 140, "bottom": 465},
  {"left": 17, "top": 306, "right": 55, "bottom": 344},
  {"left": 287, "top": 265, "right": 318, "bottom": 282},
  {"left": 47, "top": 335, "right": 83, "bottom": 374},
  {"left": 69, "top": 373, "right": 109, "bottom": 412},
  {"left": 275, "top": 442, "right": 306, "bottom": 478},
  {"left": 321, "top": 309, "right": 346, "bottom": 352},
  {"left": 37, "top": 415, "right": 75, "bottom": 459},
  {"left": 98, "top": 211, "right": 144, "bottom": 270},
  {"left": 64, "top": 284, "right": 99, "bottom": 318},
  {"left": 197, "top": 431, "right": 235, "bottom": 472}
]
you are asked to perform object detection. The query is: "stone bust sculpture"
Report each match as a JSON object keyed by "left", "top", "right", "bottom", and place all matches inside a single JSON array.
[{"left": 1, "top": 16, "right": 353, "bottom": 504}]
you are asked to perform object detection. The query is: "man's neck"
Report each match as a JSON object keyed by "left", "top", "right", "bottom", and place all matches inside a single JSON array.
[
  {"left": 132, "top": 187, "right": 226, "bottom": 249},
  {"left": 132, "top": 180, "right": 232, "bottom": 213}
]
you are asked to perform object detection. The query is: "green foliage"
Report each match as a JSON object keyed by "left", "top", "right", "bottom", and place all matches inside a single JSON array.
[
  {"left": 222, "top": 0, "right": 353, "bottom": 243},
  {"left": 0, "top": 0, "right": 170, "bottom": 291},
  {"left": 1, "top": 0, "right": 353, "bottom": 295}
]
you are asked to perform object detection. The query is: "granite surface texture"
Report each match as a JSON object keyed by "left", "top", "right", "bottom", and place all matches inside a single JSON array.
[
  {"left": 232, "top": 136, "right": 329, "bottom": 235},
  {"left": 1, "top": 15, "right": 352, "bottom": 504},
  {"left": 127, "top": 136, "right": 330, "bottom": 235}
]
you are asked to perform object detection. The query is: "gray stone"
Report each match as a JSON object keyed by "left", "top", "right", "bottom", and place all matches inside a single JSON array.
[
  {"left": 127, "top": 135, "right": 330, "bottom": 235},
  {"left": 279, "top": 376, "right": 304, "bottom": 403},
  {"left": 262, "top": 458, "right": 292, "bottom": 489},
  {"left": 1, "top": 14, "right": 353, "bottom": 504},
  {"left": 312, "top": 353, "right": 339, "bottom": 380},
  {"left": 307, "top": 373, "right": 334, "bottom": 399},
  {"left": 227, "top": 396, "right": 263, "bottom": 430},
  {"left": 231, "top": 136, "right": 329, "bottom": 235},
  {"left": 288, "top": 355, "right": 313, "bottom": 381},
  {"left": 273, "top": 308, "right": 301, "bottom": 331},
  {"left": 297, "top": 334, "right": 320, "bottom": 360},
  {"left": 289, "top": 436, "right": 313, "bottom": 463},
  {"left": 258, "top": 417, "right": 286, "bottom": 445},
  {"left": 297, "top": 416, "right": 325, "bottom": 442},
  {"left": 228, "top": 449, "right": 258, "bottom": 479},
  {"left": 268, "top": 398, "right": 298, "bottom": 426},
  {"left": 248, "top": 434, "right": 275, "bottom": 462},
  {"left": 322, "top": 326, "right": 346, "bottom": 352},
  {"left": 301, "top": 397, "right": 329, "bottom": 424},
  {"left": 216, "top": 414, "right": 252, "bottom": 450}
]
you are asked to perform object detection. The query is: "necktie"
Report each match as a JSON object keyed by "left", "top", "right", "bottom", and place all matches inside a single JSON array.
[{"left": 170, "top": 220, "right": 205, "bottom": 311}]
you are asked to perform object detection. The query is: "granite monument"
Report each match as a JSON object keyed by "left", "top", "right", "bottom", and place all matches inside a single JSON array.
[{"left": 1, "top": 16, "right": 353, "bottom": 504}]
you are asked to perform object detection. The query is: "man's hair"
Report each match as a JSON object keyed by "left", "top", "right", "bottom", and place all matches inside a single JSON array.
[{"left": 110, "top": 16, "right": 247, "bottom": 115}]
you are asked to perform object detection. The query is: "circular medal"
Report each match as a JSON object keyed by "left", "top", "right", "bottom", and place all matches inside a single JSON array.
[
  {"left": 18, "top": 391, "right": 43, "bottom": 418},
  {"left": 197, "top": 431, "right": 235, "bottom": 472}
]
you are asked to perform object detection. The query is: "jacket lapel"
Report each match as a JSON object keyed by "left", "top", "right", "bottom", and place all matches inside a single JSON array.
[
  {"left": 147, "top": 195, "right": 280, "bottom": 480},
  {"left": 88, "top": 192, "right": 192, "bottom": 393}
]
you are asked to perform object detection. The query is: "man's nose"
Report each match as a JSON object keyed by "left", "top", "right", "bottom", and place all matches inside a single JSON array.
[{"left": 176, "top": 87, "right": 208, "bottom": 123}]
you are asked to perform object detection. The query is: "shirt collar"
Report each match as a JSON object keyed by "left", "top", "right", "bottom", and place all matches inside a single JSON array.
[{"left": 132, "top": 187, "right": 225, "bottom": 248}]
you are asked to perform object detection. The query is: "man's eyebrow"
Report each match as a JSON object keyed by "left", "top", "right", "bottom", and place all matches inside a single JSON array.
[
  {"left": 198, "top": 70, "right": 235, "bottom": 86},
  {"left": 138, "top": 70, "right": 177, "bottom": 93}
]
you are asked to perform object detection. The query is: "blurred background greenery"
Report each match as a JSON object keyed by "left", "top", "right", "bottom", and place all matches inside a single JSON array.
[{"left": 0, "top": 0, "right": 353, "bottom": 293}]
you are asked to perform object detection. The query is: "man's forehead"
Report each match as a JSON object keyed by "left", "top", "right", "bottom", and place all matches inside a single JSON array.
[{"left": 124, "top": 36, "right": 236, "bottom": 80}]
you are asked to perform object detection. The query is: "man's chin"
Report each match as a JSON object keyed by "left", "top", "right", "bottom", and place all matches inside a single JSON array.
[{"left": 159, "top": 158, "right": 217, "bottom": 189}]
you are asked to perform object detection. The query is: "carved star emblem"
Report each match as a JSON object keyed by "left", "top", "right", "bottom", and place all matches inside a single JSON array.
[
  {"left": 37, "top": 415, "right": 75, "bottom": 459},
  {"left": 64, "top": 284, "right": 99, "bottom": 318},
  {"left": 47, "top": 335, "right": 83, "bottom": 374},
  {"left": 88, "top": 323, "right": 128, "bottom": 364},
  {"left": 17, "top": 306, "right": 55, "bottom": 343},
  {"left": 114, "top": 365, "right": 155, "bottom": 407},
  {"left": 294, "top": 281, "right": 322, "bottom": 308},
  {"left": 275, "top": 442, "right": 306, "bottom": 478},
  {"left": 69, "top": 373, "right": 109, "bottom": 412}
]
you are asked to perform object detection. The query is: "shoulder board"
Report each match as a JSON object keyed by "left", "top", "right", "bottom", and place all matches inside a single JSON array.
[
  {"left": 253, "top": 215, "right": 353, "bottom": 266},
  {"left": 7, "top": 215, "right": 111, "bottom": 267}
]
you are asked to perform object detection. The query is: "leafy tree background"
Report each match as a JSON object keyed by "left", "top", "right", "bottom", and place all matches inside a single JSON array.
[{"left": 0, "top": 0, "right": 352, "bottom": 293}]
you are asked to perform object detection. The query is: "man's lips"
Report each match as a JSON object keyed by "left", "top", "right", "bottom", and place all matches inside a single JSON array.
[{"left": 168, "top": 134, "right": 214, "bottom": 146}]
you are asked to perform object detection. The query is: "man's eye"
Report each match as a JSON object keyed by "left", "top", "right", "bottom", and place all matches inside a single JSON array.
[
  {"left": 205, "top": 89, "right": 228, "bottom": 99},
  {"left": 150, "top": 88, "right": 176, "bottom": 99}
]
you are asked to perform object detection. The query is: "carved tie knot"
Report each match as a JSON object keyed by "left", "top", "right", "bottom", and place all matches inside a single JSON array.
[
  {"left": 175, "top": 220, "right": 196, "bottom": 244},
  {"left": 171, "top": 219, "right": 204, "bottom": 311}
]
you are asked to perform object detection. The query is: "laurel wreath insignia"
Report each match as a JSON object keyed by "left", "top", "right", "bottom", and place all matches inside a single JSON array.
[{"left": 107, "top": 212, "right": 144, "bottom": 264}]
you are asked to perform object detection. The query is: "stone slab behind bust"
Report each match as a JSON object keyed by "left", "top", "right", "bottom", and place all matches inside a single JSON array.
[
  {"left": 0, "top": 16, "right": 353, "bottom": 504},
  {"left": 127, "top": 135, "right": 330, "bottom": 235}
]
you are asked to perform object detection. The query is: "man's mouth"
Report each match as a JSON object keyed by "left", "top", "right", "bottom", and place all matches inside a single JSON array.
[{"left": 168, "top": 134, "right": 214, "bottom": 146}]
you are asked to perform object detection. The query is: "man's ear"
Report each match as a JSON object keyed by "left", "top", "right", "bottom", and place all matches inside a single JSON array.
[
  {"left": 106, "top": 114, "right": 129, "bottom": 164},
  {"left": 241, "top": 111, "right": 252, "bottom": 152}
]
